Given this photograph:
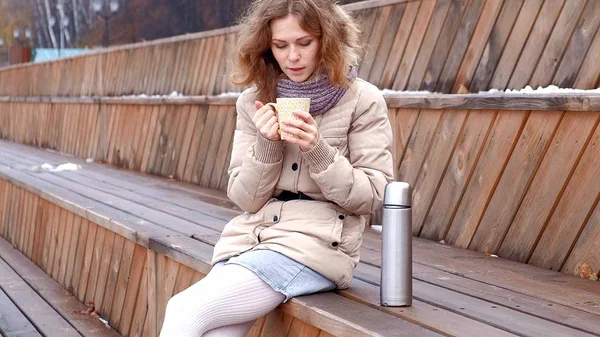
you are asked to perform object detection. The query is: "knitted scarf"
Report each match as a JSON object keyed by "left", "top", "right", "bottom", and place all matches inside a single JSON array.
[{"left": 276, "top": 67, "right": 357, "bottom": 116}]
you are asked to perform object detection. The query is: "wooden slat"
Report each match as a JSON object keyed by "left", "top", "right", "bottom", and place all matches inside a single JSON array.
[
  {"left": 528, "top": 0, "right": 587, "bottom": 89},
  {"left": 469, "top": 0, "right": 525, "bottom": 92},
  {"left": 411, "top": 109, "right": 467, "bottom": 232},
  {"left": 421, "top": 0, "right": 470, "bottom": 91},
  {"left": 392, "top": 0, "right": 438, "bottom": 90},
  {"left": 380, "top": 1, "right": 420, "bottom": 88},
  {"left": 0, "top": 242, "right": 81, "bottom": 337},
  {"left": 397, "top": 109, "right": 443, "bottom": 189},
  {"left": 553, "top": 1, "right": 600, "bottom": 88},
  {"left": 469, "top": 110, "right": 563, "bottom": 253},
  {"left": 0, "top": 236, "right": 122, "bottom": 337},
  {"left": 563, "top": 201, "right": 600, "bottom": 277},
  {"left": 406, "top": 0, "right": 452, "bottom": 91},
  {"left": 529, "top": 122, "right": 600, "bottom": 270},
  {"left": 445, "top": 110, "right": 527, "bottom": 248},
  {"left": 368, "top": 4, "right": 406, "bottom": 86},
  {"left": 420, "top": 110, "right": 496, "bottom": 239},
  {"left": 0, "top": 287, "right": 41, "bottom": 337},
  {"left": 452, "top": 0, "right": 504, "bottom": 92},
  {"left": 435, "top": 0, "right": 486, "bottom": 93},
  {"left": 498, "top": 112, "right": 599, "bottom": 263},
  {"left": 489, "top": 0, "right": 544, "bottom": 90}
]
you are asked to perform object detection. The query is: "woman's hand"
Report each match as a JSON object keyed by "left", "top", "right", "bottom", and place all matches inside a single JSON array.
[
  {"left": 280, "top": 110, "right": 320, "bottom": 152},
  {"left": 252, "top": 101, "right": 280, "bottom": 141}
]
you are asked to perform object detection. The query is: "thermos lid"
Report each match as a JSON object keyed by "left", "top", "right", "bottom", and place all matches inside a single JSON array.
[{"left": 384, "top": 182, "right": 411, "bottom": 207}]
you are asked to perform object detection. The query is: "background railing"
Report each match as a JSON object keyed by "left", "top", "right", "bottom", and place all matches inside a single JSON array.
[{"left": 3, "top": 0, "right": 600, "bottom": 96}]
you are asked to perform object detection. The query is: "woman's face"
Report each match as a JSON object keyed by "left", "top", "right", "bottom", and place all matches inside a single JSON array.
[{"left": 270, "top": 14, "right": 320, "bottom": 83}]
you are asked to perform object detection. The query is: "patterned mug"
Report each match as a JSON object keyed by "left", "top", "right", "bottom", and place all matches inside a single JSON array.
[{"left": 266, "top": 98, "right": 311, "bottom": 139}]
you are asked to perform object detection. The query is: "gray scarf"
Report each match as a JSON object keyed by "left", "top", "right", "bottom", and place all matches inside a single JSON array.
[{"left": 276, "top": 67, "right": 357, "bottom": 116}]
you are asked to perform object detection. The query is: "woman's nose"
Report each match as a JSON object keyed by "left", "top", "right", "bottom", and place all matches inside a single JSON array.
[{"left": 288, "top": 46, "right": 300, "bottom": 62}]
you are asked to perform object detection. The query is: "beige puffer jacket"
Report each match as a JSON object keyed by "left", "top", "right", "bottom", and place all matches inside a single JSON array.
[{"left": 212, "top": 78, "right": 394, "bottom": 288}]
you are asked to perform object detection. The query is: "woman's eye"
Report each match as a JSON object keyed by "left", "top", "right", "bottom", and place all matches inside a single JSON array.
[
  {"left": 274, "top": 44, "right": 286, "bottom": 49},
  {"left": 299, "top": 41, "right": 312, "bottom": 47}
]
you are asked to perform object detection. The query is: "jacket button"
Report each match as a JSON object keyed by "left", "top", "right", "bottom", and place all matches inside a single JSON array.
[
  {"left": 273, "top": 216, "right": 279, "bottom": 222},
  {"left": 338, "top": 215, "right": 345, "bottom": 220},
  {"left": 332, "top": 242, "right": 339, "bottom": 247},
  {"left": 292, "top": 163, "right": 299, "bottom": 171}
]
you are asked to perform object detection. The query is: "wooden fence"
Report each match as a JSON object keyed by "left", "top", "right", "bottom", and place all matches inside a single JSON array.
[
  {"left": 1, "top": 93, "right": 599, "bottom": 277},
  {"left": 3, "top": 0, "right": 600, "bottom": 96}
]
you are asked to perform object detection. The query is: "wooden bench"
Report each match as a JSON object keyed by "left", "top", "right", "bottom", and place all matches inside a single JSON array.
[
  {"left": 0, "top": 233, "right": 122, "bottom": 337},
  {"left": 1, "top": 139, "right": 600, "bottom": 337}
]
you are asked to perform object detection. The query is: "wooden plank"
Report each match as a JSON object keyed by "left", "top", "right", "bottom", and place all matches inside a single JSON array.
[
  {"left": 115, "top": 243, "right": 146, "bottom": 333},
  {"left": 94, "top": 230, "right": 116, "bottom": 313},
  {"left": 421, "top": 0, "right": 470, "bottom": 91},
  {"left": 445, "top": 110, "right": 527, "bottom": 248},
  {"left": 85, "top": 225, "right": 106, "bottom": 305},
  {"left": 563, "top": 201, "right": 600, "bottom": 278},
  {"left": 397, "top": 109, "right": 443, "bottom": 189},
  {"left": 101, "top": 234, "right": 125, "bottom": 321},
  {"left": 380, "top": 1, "right": 421, "bottom": 88},
  {"left": 71, "top": 219, "right": 89, "bottom": 299},
  {"left": 31, "top": 196, "right": 46, "bottom": 266},
  {"left": 528, "top": 0, "right": 587, "bottom": 89},
  {"left": 411, "top": 109, "right": 468, "bottom": 233},
  {"left": 175, "top": 105, "right": 199, "bottom": 180},
  {"left": 529, "top": 122, "right": 600, "bottom": 270},
  {"left": 470, "top": 110, "right": 563, "bottom": 254},
  {"left": 140, "top": 105, "right": 161, "bottom": 173},
  {"left": 392, "top": 0, "right": 438, "bottom": 90},
  {"left": 409, "top": 237, "right": 600, "bottom": 316},
  {"left": 0, "top": 287, "right": 42, "bottom": 337},
  {"left": 157, "top": 256, "right": 179, "bottom": 333},
  {"left": 191, "top": 105, "right": 220, "bottom": 184},
  {"left": 0, "top": 236, "right": 121, "bottom": 337},
  {"left": 406, "top": 0, "right": 452, "bottom": 91},
  {"left": 420, "top": 110, "right": 496, "bottom": 239},
  {"left": 354, "top": 262, "right": 596, "bottom": 337},
  {"left": 182, "top": 106, "right": 208, "bottom": 182},
  {"left": 435, "top": 0, "right": 486, "bottom": 93},
  {"left": 452, "top": 0, "right": 504, "bottom": 93},
  {"left": 574, "top": 25, "right": 600, "bottom": 88},
  {"left": 208, "top": 106, "right": 236, "bottom": 189},
  {"left": 489, "top": 0, "right": 544, "bottom": 90},
  {"left": 77, "top": 221, "right": 97, "bottom": 303},
  {"left": 129, "top": 262, "right": 149, "bottom": 337},
  {"left": 281, "top": 292, "right": 441, "bottom": 336},
  {"left": 108, "top": 238, "right": 134, "bottom": 328},
  {"left": 58, "top": 211, "right": 74, "bottom": 286},
  {"left": 172, "top": 264, "right": 195, "bottom": 296},
  {"left": 359, "top": 6, "right": 394, "bottom": 80},
  {"left": 345, "top": 277, "right": 517, "bottom": 337},
  {"left": 553, "top": 0, "right": 600, "bottom": 88},
  {"left": 64, "top": 216, "right": 82, "bottom": 292},
  {"left": 46, "top": 204, "right": 61, "bottom": 277},
  {"left": 0, "top": 243, "right": 81, "bottom": 337},
  {"left": 368, "top": 4, "right": 406, "bottom": 86},
  {"left": 469, "top": 0, "right": 525, "bottom": 92},
  {"left": 498, "top": 112, "right": 599, "bottom": 263}
]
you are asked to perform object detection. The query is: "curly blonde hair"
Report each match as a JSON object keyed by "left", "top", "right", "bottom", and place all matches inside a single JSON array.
[{"left": 231, "top": 0, "right": 363, "bottom": 103}]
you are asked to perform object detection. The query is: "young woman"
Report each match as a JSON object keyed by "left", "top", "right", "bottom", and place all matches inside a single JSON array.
[{"left": 160, "top": 0, "right": 394, "bottom": 335}]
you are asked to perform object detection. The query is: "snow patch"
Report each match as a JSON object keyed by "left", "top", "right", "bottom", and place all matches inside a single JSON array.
[{"left": 30, "top": 163, "right": 82, "bottom": 173}]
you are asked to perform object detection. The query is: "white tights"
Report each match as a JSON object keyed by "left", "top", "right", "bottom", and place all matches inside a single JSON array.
[{"left": 159, "top": 264, "right": 285, "bottom": 337}]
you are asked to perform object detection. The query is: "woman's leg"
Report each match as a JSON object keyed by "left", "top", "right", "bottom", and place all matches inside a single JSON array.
[
  {"left": 159, "top": 264, "right": 284, "bottom": 337},
  {"left": 202, "top": 321, "right": 256, "bottom": 337}
]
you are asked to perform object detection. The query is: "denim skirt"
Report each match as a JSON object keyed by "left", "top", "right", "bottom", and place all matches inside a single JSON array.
[{"left": 215, "top": 249, "right": 336, "bottom": 303}]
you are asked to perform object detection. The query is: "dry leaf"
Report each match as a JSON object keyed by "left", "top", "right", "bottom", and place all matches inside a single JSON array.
[
  {"left": 575, "top": 264, "right": 599, "bottom": 281},
  {"left": 74, "top": 301, "right": 97, "bottom": 315}
]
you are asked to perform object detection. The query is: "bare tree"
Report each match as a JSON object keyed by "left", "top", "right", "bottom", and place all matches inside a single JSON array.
[{"left": 43, "top": 0, "right": 58, "bottom": 48}]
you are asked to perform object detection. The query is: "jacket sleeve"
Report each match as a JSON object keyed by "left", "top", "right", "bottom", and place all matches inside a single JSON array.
[
  {"left": 301, "top": 85, "right": 394, "bottom": 215},
  {"left": 227, "top": 90, "right": 285, "bottom": 213}
]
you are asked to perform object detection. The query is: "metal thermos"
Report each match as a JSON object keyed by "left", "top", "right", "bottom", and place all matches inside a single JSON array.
[{"left": 380, "top": 182, "right": 412, "bottom": 307}]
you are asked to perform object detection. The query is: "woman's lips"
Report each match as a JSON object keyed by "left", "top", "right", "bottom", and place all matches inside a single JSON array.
[{"left": 288, "top": 67, "right": 304, "bottom": 73}]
